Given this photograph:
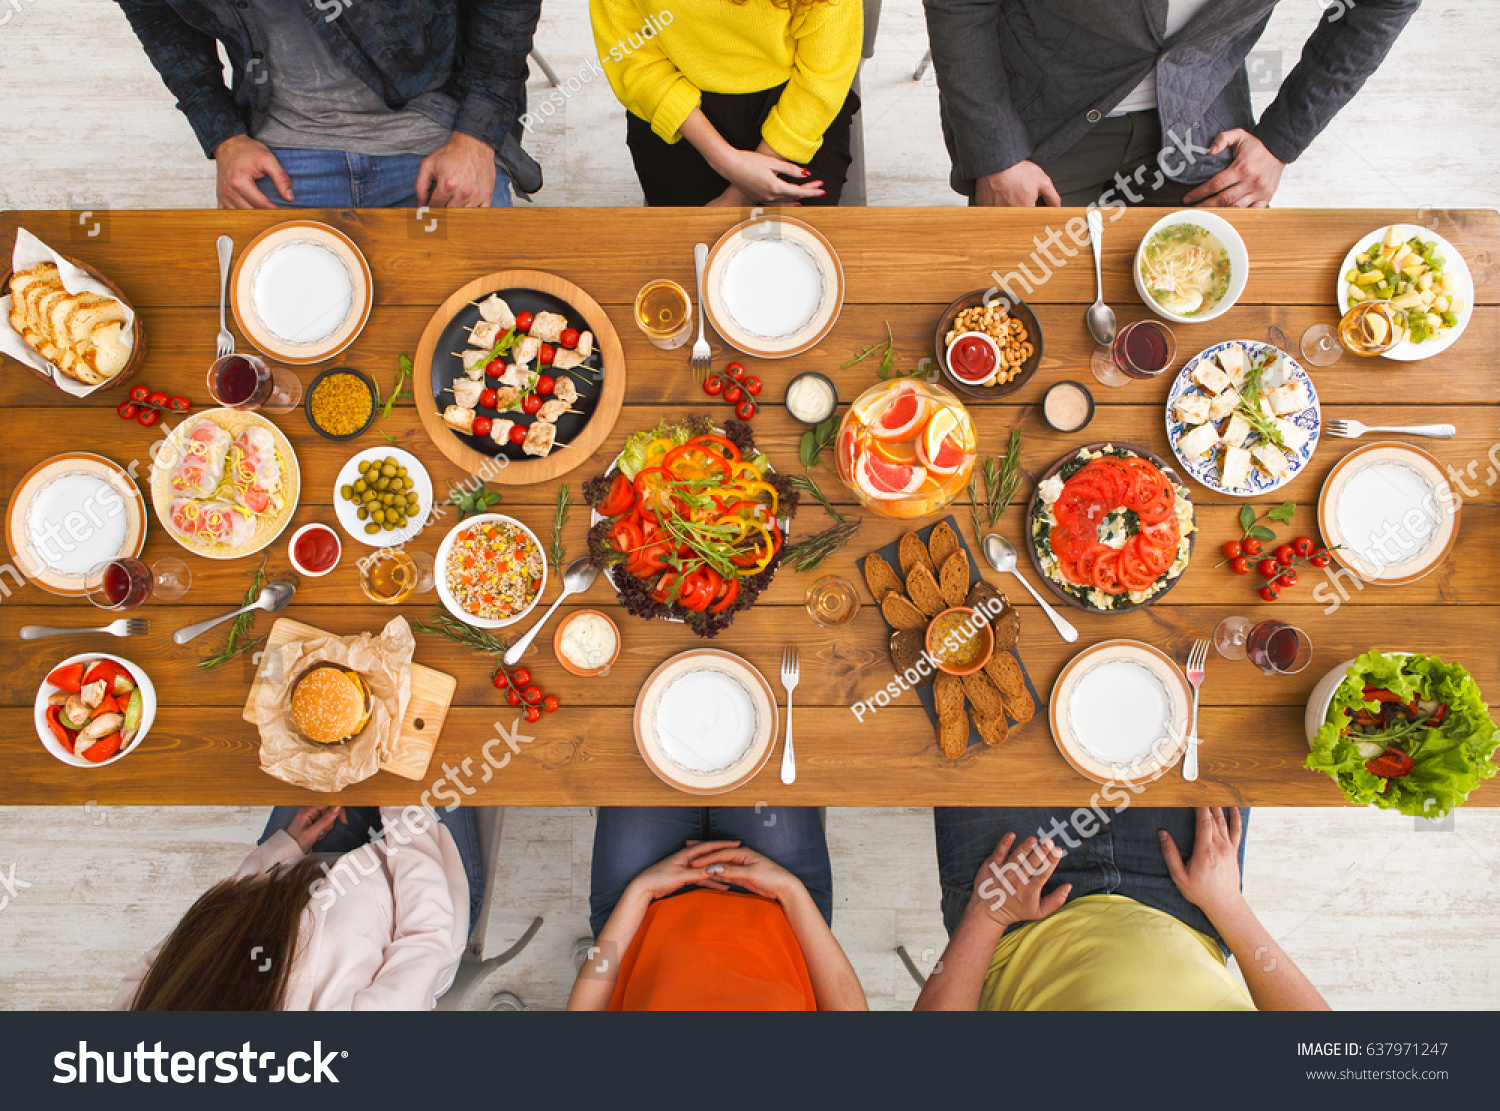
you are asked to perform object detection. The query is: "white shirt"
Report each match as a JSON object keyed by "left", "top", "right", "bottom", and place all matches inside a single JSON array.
[
  {"left": 1110, "top": 0, "right": 1215, "bottom": 116},
  {"left": 112, "top": 806, "right": 468, "bottom": 1011}
]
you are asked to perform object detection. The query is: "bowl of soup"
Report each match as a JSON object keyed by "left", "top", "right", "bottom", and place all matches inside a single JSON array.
[{"left": 1134, "top": 210, "right": 1249, "bottom": 324}]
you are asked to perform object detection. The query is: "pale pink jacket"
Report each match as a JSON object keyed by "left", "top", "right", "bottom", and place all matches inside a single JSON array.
[{"left": 112, "top": 806, "right": 468, "bottom": 1010}]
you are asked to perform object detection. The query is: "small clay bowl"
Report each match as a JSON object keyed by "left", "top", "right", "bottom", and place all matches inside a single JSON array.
[
  {"left": 924, "top": 605, "right": 995, "bottom": 677},
  {"left": 553, "top": 609, "right": 621, "bottom": 677}
]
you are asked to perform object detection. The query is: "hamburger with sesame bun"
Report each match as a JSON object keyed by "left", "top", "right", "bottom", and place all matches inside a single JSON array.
[{"left": 289, "top": 664, "right": 372, "bottom": 745}]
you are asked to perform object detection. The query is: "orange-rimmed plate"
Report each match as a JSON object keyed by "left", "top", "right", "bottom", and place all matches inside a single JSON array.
[
  {"left": 5, "top": 452, "right": 146, "bottom": 596},
  {"left": 704, "top": 214, "right": 843, "bottom": 358},
  {"left": 1317, "top": 441, "right": 1459, "bottom": 585},
  {"left": 1048, "top": 639, "right": 1191, "bottom": 786},
  {"left": 633, "top": 649, "right": 779, "bottom": 795},
  {"left": 230, "top": 220, "right": 372, "bottom": 364}
]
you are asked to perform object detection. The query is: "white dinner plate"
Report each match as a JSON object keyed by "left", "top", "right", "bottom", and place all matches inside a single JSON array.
[
  {"left": 634, "top": 649, "right": 778, "bottom": 794},
  {"left": 703, "top": 215, "right": 844, "bottom": 358},
  {"left": 4, "top": 453, "right": 146, "bottom": 596},
  {"left": 1048, "top": 639, "right": 1190, "bottom": 785},
  {"left": 1317, "top": 441, "right": 1459, "bottom": 585},
  {"left": 1334, "top": 224, "right": 1474, "bottom": 362},
  {"left": 332, "top": 447, "right": 434, "bottom": 549},
  {"left": 231, "top": 221, "right": 373, "bottom": 364}
]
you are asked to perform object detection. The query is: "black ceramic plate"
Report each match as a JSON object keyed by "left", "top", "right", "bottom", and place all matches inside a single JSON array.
[
  {"left": 430, "top": 288, "right": 605, "bottom": 461},
  {"left": 859, "top": 514, "right": 1043, "bottom": 752}
]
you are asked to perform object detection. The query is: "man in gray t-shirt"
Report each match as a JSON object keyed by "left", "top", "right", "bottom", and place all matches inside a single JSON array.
[{"left": 119, "top": 0, "right": 542, "bottom": 209}]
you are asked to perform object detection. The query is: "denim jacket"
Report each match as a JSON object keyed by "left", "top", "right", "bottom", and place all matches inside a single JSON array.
[
  {"left": 921, "top": 0, "right": 1420, "bottom": 195},
  {"left": 116, "top": 0, "right": 543, "bottom": 194}
]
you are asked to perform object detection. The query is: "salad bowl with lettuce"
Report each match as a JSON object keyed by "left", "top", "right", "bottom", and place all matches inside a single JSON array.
[{"left": 1305, "top": 650, "right": 1497, "bottom": 816}]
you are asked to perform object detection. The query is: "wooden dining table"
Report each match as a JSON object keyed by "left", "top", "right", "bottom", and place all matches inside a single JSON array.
[{"left": 1, "top": 206, "right": 1496, "bottom": 807}]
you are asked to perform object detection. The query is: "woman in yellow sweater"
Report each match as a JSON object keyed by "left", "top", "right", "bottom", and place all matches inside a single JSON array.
[{"left": 591, "top": 0, "right": 863, "bottom": 205}]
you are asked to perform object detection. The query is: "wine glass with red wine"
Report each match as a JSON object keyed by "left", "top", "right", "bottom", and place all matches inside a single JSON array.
[
  {"left": 208, "top": 353, "right": 303, "bottom": 414},
  {"left": 1091, "top": 319, "right": 1176, "bottom": 388},
  {"left": 1213, "top": 617, "right": 1312, "bottom": 675},
  {"left": 86, "top": 557, "right": 192, "bottom": 609}
]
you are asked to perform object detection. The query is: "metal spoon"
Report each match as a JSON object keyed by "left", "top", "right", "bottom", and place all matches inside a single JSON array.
[
  {"left": 981, "top": 534, "right": 1078, "bottom": 644},
  {"left": 502, "top": 557, "right": 598, "bottom": 666},
  {"left": 172, "top": 581, "right": 296, "bottom": 645},
  {"left": 1085, "top": 208, "right": 1116, "bottom": 346}
]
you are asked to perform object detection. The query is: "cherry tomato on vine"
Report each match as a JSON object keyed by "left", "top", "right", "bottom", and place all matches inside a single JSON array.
[
  {"left": 1310, "top": 551, "right": 1331, "bottom": 568},
  {"left": 510, "top": 668, "right": 531, "bottom": 686},
  {"left": 741, "top": 376, "right": 762, "bottom": 396},
  {"left": 1241, "top": 537, "right": 1262, "bottom": 557},
  {"left": 521, "top": 394, "right": 542, "bottom": 416},
  {"left": 508, "top": 424, "right": 528, "bottom": 445},
  {"left": 515, "top": 311, "right": 534, "bottom": 333},
  {"left": 542, "top": 694, "right": 560, "bottom": 713},
  {"left": 521, "top": 685, "right": 543, "bottom": 704},
  {"left": 117, "top": 400, "right": 139, "bottom": 420},
  {"left": 1259, "top": 584, "right": 1280, "bottom": 602},
  {"left": 726, "top": 362, "right": 746, "bottom": 380},
  {"left": 129, "top": 385, "right": 150, "bottom": 403},
  {"left": 1222, "top": 540, "right": 1242, "bottom": 560},
  {"left": 736, "top": 399, "right": 757, "bottom": 421},
  {"left": 137, "top": 408, "right": 160, "bottom": 427},
  {"left": 560, "top": 327, "right": 580, "bottom": 349},
  {"left": 1293, "top": 536, "right": 1314, "bottom": 557},
  {"left": 1275, "top": 570, "right": 1298, "bottom": 589},
  {"left": 724, "top": 385, "right": 743, "bottom": 405},
  {"left": 168, "top": 396, "right": 191, "bottom": 412},
  {"left": 535, "top": 374, "right": 555, "bottom": 397},
  {"left": 506, "top": 688, "right": 522, "bottom": 707},
  {"left": 523, "top": 704, "right": 542, "bottom": 724},
  {"left": 146, "top": 390, "right": 169, "bottom": 408},
  {"left": 1274, "top": 544, "right": 1296, "bottom": 566},
  {"left": 1229, "top": 556, "right": 1251, "bottom": 575},
  {"left": 703, "top": 376, "right": 723, "bottom": 397},
  {"left": 492, "top": 672, "right": 508, "bottom": 690},
  {"left": 1257, "top": 559, "right": 1280, "bottom": 579}
]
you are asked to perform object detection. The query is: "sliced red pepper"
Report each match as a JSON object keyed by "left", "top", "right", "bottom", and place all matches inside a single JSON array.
[
  {"left": 45, "top": 662, "right": 85, "bottom": 693},
  {"left": 708, "top": 577, "right": 740, "bottom": 613},
  {"left": 1364, "top": 746, "right": 1414, "bottom": 779},
  {"left": 650, "top": 572, "right": 679, "bottom": 606},
  {"left": 45, "top": 705, "right": 75, "bottom": 753},
  {"left": 663, "top": 443, "right": 730, "bottom": 477},
  {"left": 686, "top": 434, "right": 741, "bottom": 463},
  {"left": 82, "top": 732, "right": 123, "bottom": 764},
  {"left": 1362, "top": 686, "right": 1406, "bottom": 704}
]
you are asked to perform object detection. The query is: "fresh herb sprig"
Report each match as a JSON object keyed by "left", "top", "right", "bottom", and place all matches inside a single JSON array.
[
  {"left": 550, "top": 484, "right": 571, "bottom": 571},
  {"left": 967, "top": 429, "right": 1023, "bottom": 539},
  {"left": 412, "top": 612, "right": 511, "bottom": 658},
  {"left": 198, "top": 559, "right": 269, "bottom": 670},
  {"left": 379, "top": 353, "right": 414, "bottom": 421},
  {"left": 448, "top": 482, "right": 501, "bottom": 520},
  {"left": 798, "top": 416, "right": 839, "bottom": 471},
  {"left": 781, "top": 473, "right": 860, "bottom": 571},
  {"left": 1213, "top": 501, "right": 1296, "bottom": 566},
  {"left": 1236, "top": 354, "right": 1289, "bottom": 450},
  {"left": 842, "top": 321, "right": 927, "bottom": 381}
]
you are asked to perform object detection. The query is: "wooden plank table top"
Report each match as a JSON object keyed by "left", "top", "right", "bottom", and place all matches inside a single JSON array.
[{"left": 2, "top": 207, "right": 1497, "bottom": 807}]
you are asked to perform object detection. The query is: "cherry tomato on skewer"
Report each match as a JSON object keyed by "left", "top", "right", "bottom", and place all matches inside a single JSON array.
[
  {"left": 521, "top": 394, "right": 542, "bottom": 416},
  {"left": 508, "top": 424, "right": 528, "bottom": 445},
  {"left": 560, "top": 327, "right": 580, "bottom": 349},
  {"left": 472, "top": 416, "right": 493, "bottom": 438},
  {"left": 515, "top": 311, "right": 534, "bottom": 333},
  {"left": 535, "top": 374, "right": 555, "bottom": 397},
  {"left": 539, "top": 343, "right": 556, "bottom": 366},
  {"left": 479, "top": 387, "right": 499, "bottom": 409}
]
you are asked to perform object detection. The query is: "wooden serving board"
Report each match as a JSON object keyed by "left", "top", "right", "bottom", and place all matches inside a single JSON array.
[{"left": 240, "top": 617, "right": 456, "bottom": 781}]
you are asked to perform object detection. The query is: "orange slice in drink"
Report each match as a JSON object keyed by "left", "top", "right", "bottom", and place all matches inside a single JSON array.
[
  {"left": 870, "top": 436, "right": 919, "bottom": 465},
  {"left": 917, "top": 407, "right": 968, "bottom": 476}
]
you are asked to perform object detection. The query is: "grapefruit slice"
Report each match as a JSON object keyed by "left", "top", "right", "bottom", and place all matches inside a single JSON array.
[
  {"left": 865, "top": 383, "right": 928, "bottom": 442},
  {"left": 836, "top": 423, "right": 860, "bottom": 481},
  {"left": 855, "top": 451, "right": 926, "bottom": 501}
]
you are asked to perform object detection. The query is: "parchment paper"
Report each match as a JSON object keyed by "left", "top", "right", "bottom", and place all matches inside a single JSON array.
[{"left": 252, "top": 616, "right": 414, "bottom": 792}]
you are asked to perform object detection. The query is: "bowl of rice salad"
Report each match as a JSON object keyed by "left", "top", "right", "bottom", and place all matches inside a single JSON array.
[{"left": 434, "top": 513, "right": 548, "bottom": 628}]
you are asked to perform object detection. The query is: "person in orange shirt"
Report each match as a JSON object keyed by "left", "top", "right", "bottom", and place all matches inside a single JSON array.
[{"left": 569, "top": 807, "right": 867, "bottom": 1011}]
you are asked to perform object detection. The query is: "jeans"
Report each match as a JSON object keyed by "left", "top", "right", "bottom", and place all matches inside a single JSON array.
[
  {"left": 933, "top": 806, "right": 1249, "bottom": 953},
  {"left": 256, "top": 148, "right": 514, "bottom": 208},
  {"left": 259, "top": 805, "right": 485, "bottom": 939},
  {"left": 589, "top": 806, "right": 833, "bottom": 938}
]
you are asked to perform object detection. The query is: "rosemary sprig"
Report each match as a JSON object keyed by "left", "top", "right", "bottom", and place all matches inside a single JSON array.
[
  {"left": 550, "top": 484, "right": 571, "bottom": 571},
  {"left": 198, "top": 559, "right": 269, "bottom": 670},
  {"left": 781, "top": 474, "right": 860, "bottom": 571},
  {"left": 412, "top": 612, "right": 511, "bottom": 658},
  {"left": 967, "top": 429, "right": 1023, "bottom": 539}
]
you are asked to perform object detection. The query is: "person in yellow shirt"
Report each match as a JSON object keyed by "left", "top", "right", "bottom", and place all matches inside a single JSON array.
[
  {"left": 590, "top": 0, "right": 863, "bottom": 205},
  {"left": 915, "top": 806, "right": 1330, "bottom": 1011}
]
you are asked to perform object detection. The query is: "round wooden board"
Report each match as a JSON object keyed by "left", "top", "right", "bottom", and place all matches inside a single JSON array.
[
  {"left": 413, "top": 270, "right": 626, "bottom": 485},
  {"left": 1, "top": 256, "right": 147, "bottom": 391}
]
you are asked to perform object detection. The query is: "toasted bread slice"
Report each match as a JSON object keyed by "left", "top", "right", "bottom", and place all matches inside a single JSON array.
[
  {"left": 889, "top": 629, "right": 931, "bottom": 687},
  {"left": 932, "top": 672, "right": 965, "bottom": 720},
  {"left": 880, "top": 590, "right": 928, "bottom": 632},
  {"left": 982, "top": 650, "right": 1026, "bottom": 703},
  {"left": 927, "top": 520, "right": 960, "bottom": 569},
  {"left": 939, "top": 549, "right": 970, "bottom": 608},
  {"left": 898, "top": 532, "right": 935, "bottom": 579},
  {"left": 862, "top": 554, "right": 904, "bottom": 602},
  {"left": 974, "top": 710, "right": 1010, "bottom": 748},
  {"left": 906, "top": 563, "right": 946, "bottom": 617},
  {"left": 1001, "top": 684, "right": 1035, "bottom": 724},
  {"left": 938, "top": 710, "right": 969, "bottom": 759},
  {"left": 961, "top": 671, "right": 1006, "bottom": 719}
]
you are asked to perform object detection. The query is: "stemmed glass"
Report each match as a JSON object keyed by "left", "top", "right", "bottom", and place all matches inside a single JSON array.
[
  {"left": 85, "top": 557, "right": 192, "bottom": 610},
  {"left": 207, "top": 352, "right": 303, "bottom": 414},
  {"left": 1213, "top": 617, "right": 1312, "bottom": 675},
  {"left": 1091, "top": 319, "right": 1176, "bottom": 388},
  {"left": 1299, "top": 323, "right": 1344, "bottom": 367}
]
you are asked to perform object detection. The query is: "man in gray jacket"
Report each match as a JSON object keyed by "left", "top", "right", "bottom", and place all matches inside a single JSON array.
[{"left": 922, "top": 0, "right": 1420, "bottom": 207}]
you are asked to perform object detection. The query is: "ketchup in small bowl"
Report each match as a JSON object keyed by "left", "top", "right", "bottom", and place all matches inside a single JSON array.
[
  {"left": 290, "top": 523, "right": 341, "bottom": 577},
  {"left": 946, "top": 332, "right": 1000, "bottom": 384}
]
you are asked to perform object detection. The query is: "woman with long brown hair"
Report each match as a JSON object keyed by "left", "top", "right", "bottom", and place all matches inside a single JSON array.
[
  {"left": 590, "top": 0, "right": 863, "bottom": 205},
  {"left": 113, "top": 805, "right": 480, "bottom": 1010}
]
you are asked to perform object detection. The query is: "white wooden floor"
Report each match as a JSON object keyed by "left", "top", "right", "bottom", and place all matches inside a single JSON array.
[{"left": 2, "top": 0, "right": 1498, "bottom": 1010}]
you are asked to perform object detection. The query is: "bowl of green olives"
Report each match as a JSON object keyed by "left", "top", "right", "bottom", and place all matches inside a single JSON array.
[{"left": 332, "top": 447, "right": 434, "bottom": 548}]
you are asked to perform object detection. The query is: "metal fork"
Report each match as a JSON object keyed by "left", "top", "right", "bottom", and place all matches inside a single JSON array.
[
  {"left": 1183, "top": 639, "right": 1208, "bottom": 782},
  {"left": 689, "top": 241, "right": 712, "bottom": 379},
  {"left": 215, "top": 235, "right": 235, "bottom": 360},
  {"left": 20, "top": 618, "right": 150, "bottom": 640},
  {"left": 780, "top": 646, "right": 800, "bottom": 785},
  {"left": 1325, "top": 418, "right": 1455, "bottom": 440}
]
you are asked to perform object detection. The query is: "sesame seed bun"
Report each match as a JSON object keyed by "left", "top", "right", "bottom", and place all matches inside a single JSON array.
[{"left": 289, "top": 665, "right": 372, "bottom": 746}]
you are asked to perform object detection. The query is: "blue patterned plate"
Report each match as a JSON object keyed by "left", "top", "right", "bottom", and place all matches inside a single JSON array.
[{"left": 1164, "top": 339, "right": 1320, "bottom": 497}]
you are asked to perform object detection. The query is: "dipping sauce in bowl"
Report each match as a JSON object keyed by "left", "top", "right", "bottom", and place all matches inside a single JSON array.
[
  {"left": 925, "top": 605, "right": 995, "bottom": 676},
  {"left": 289, "top": 523, "right": 341, "bottom": 577},
  {"left": 946, "top": 332, "right": 1000, "bottom": 384},
  {"left": 555, "top": 609, "right": 621, "bottom": 676},
  {"left": 1042, "top": 380, "right": 1095, "bottom": 434},
  {"left": 785, "top": 371, "right": 838, "bottom": 425}
]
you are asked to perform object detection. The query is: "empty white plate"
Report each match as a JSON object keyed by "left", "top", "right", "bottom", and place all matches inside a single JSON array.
[
  {"left": 1049, "top": 640, "right": 1190, "bottom": 785},
  {"left": 704, "top": 215, "right": 844, "bottom": 358},
  {"left": 231, "top": 221, "right": 373, "bottom": 364},
  {"left": 1318, "top": 441, "right": 1459, "bottom": 584},
  {"left": 4, "top": 453, "right": 146, "bottom": 596}
]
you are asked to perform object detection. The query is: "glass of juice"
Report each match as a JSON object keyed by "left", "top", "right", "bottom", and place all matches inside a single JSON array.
[
  {"left": 208, "top": 353, "right": 303, "bottom": 414},
  {"left": 1091, "top": 319, "right": 1176, "bottom": 388},
  {"left": 836, "top": 379, "right": 977, "bottom": 520},
  {"left": 634, "top": 279, "right": 693, "bottom": 351},
  {"left": 358, "top": 548, "right": 434, "bottom": 604},
  {"left": 1338, "top": 300, "right": 1408, "bottom": 357}
]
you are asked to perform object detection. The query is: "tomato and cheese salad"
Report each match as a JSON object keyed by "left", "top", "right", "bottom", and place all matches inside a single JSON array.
[
  {"left": 41, "top": 657, "right": 147, "bottom": 764},
  {"left": 1031, "top": 446, "right": 1196, "bottom": 610},
  {"left": 585, "top": 417, "right": 797, "bottom": 637}
]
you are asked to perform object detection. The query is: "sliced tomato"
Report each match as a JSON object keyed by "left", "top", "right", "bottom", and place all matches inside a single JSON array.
[
  {"left": 709, "top": 576, "right": 741, "bottom": 613},
  {"left": 1139, "top": 517, "right": 1180, "bottom": 548},
  {"left": 1057, "top": 557, "right": 1085, "bottom": 586},
  {"left": 677, "top": 566, "right": 720, "bottom": 612},
  {"left": 598, "top": 473, "right": 637, "bottom": 516},
  {"left": 636, "top": 541, "right": 671, "bottom": 574},
  {"left": 1091, "top": 548, "right": 1129, "bottom": 595},
  {"left": 1365, "top": 746, "right": 1414, "bottom": 779},
  {"left": 608, "top": 517, "right": 644, "bottom": 556},
  {"left": 1118, "top": 536, "right": 1160, "bottom": 591},
  {"left": 1071, "top": 461, "right": 1127, "bottom": 505},
  {"left": 1130, "top": 467, "right": 1177, "bottom": 524},
  {"left": 1055, "top": 486, "right": 1108, "bottom": 526},
  {"left": 1051, "top": 518, "right": 1098, "bottom": 562},
  {"left": 650, "top": 572, "right": 680, "bottom": 605}
]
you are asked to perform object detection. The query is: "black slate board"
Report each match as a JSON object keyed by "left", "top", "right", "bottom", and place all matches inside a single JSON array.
[{"left": 858, "top": 514, "right": 1043, "bottom": 752}]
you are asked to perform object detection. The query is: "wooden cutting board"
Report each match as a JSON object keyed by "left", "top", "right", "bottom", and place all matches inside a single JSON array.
[{"left": 241, "top": 617, "right": 456, "bottom": 781}]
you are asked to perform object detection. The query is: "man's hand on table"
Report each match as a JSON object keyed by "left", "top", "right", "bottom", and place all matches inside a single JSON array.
[
  {"left": 416, "top": 132, "right": 498, "bottom": 208},
  {"left": 286, "top": 805, "right": 345, "bottom": 853},
  {"left": 1158, "top": 806, "right": 1247, "bottom": 923},
  {"left": 214, "top": 135, "right": 294, "bottom": 209},
  {"left": 1183, "top": 130, "right": 1285, "bottom": 208},
  {"left": 974, "top": 161, "right": 1062, "bottom": 207},
  {"left": 966, "top": 832, "right": 1071, "bottom": 929}
]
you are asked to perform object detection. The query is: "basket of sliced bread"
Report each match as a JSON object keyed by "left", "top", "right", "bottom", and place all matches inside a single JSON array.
[{"left": 1, "top": 229, "right": 143, "bottom": 393}]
